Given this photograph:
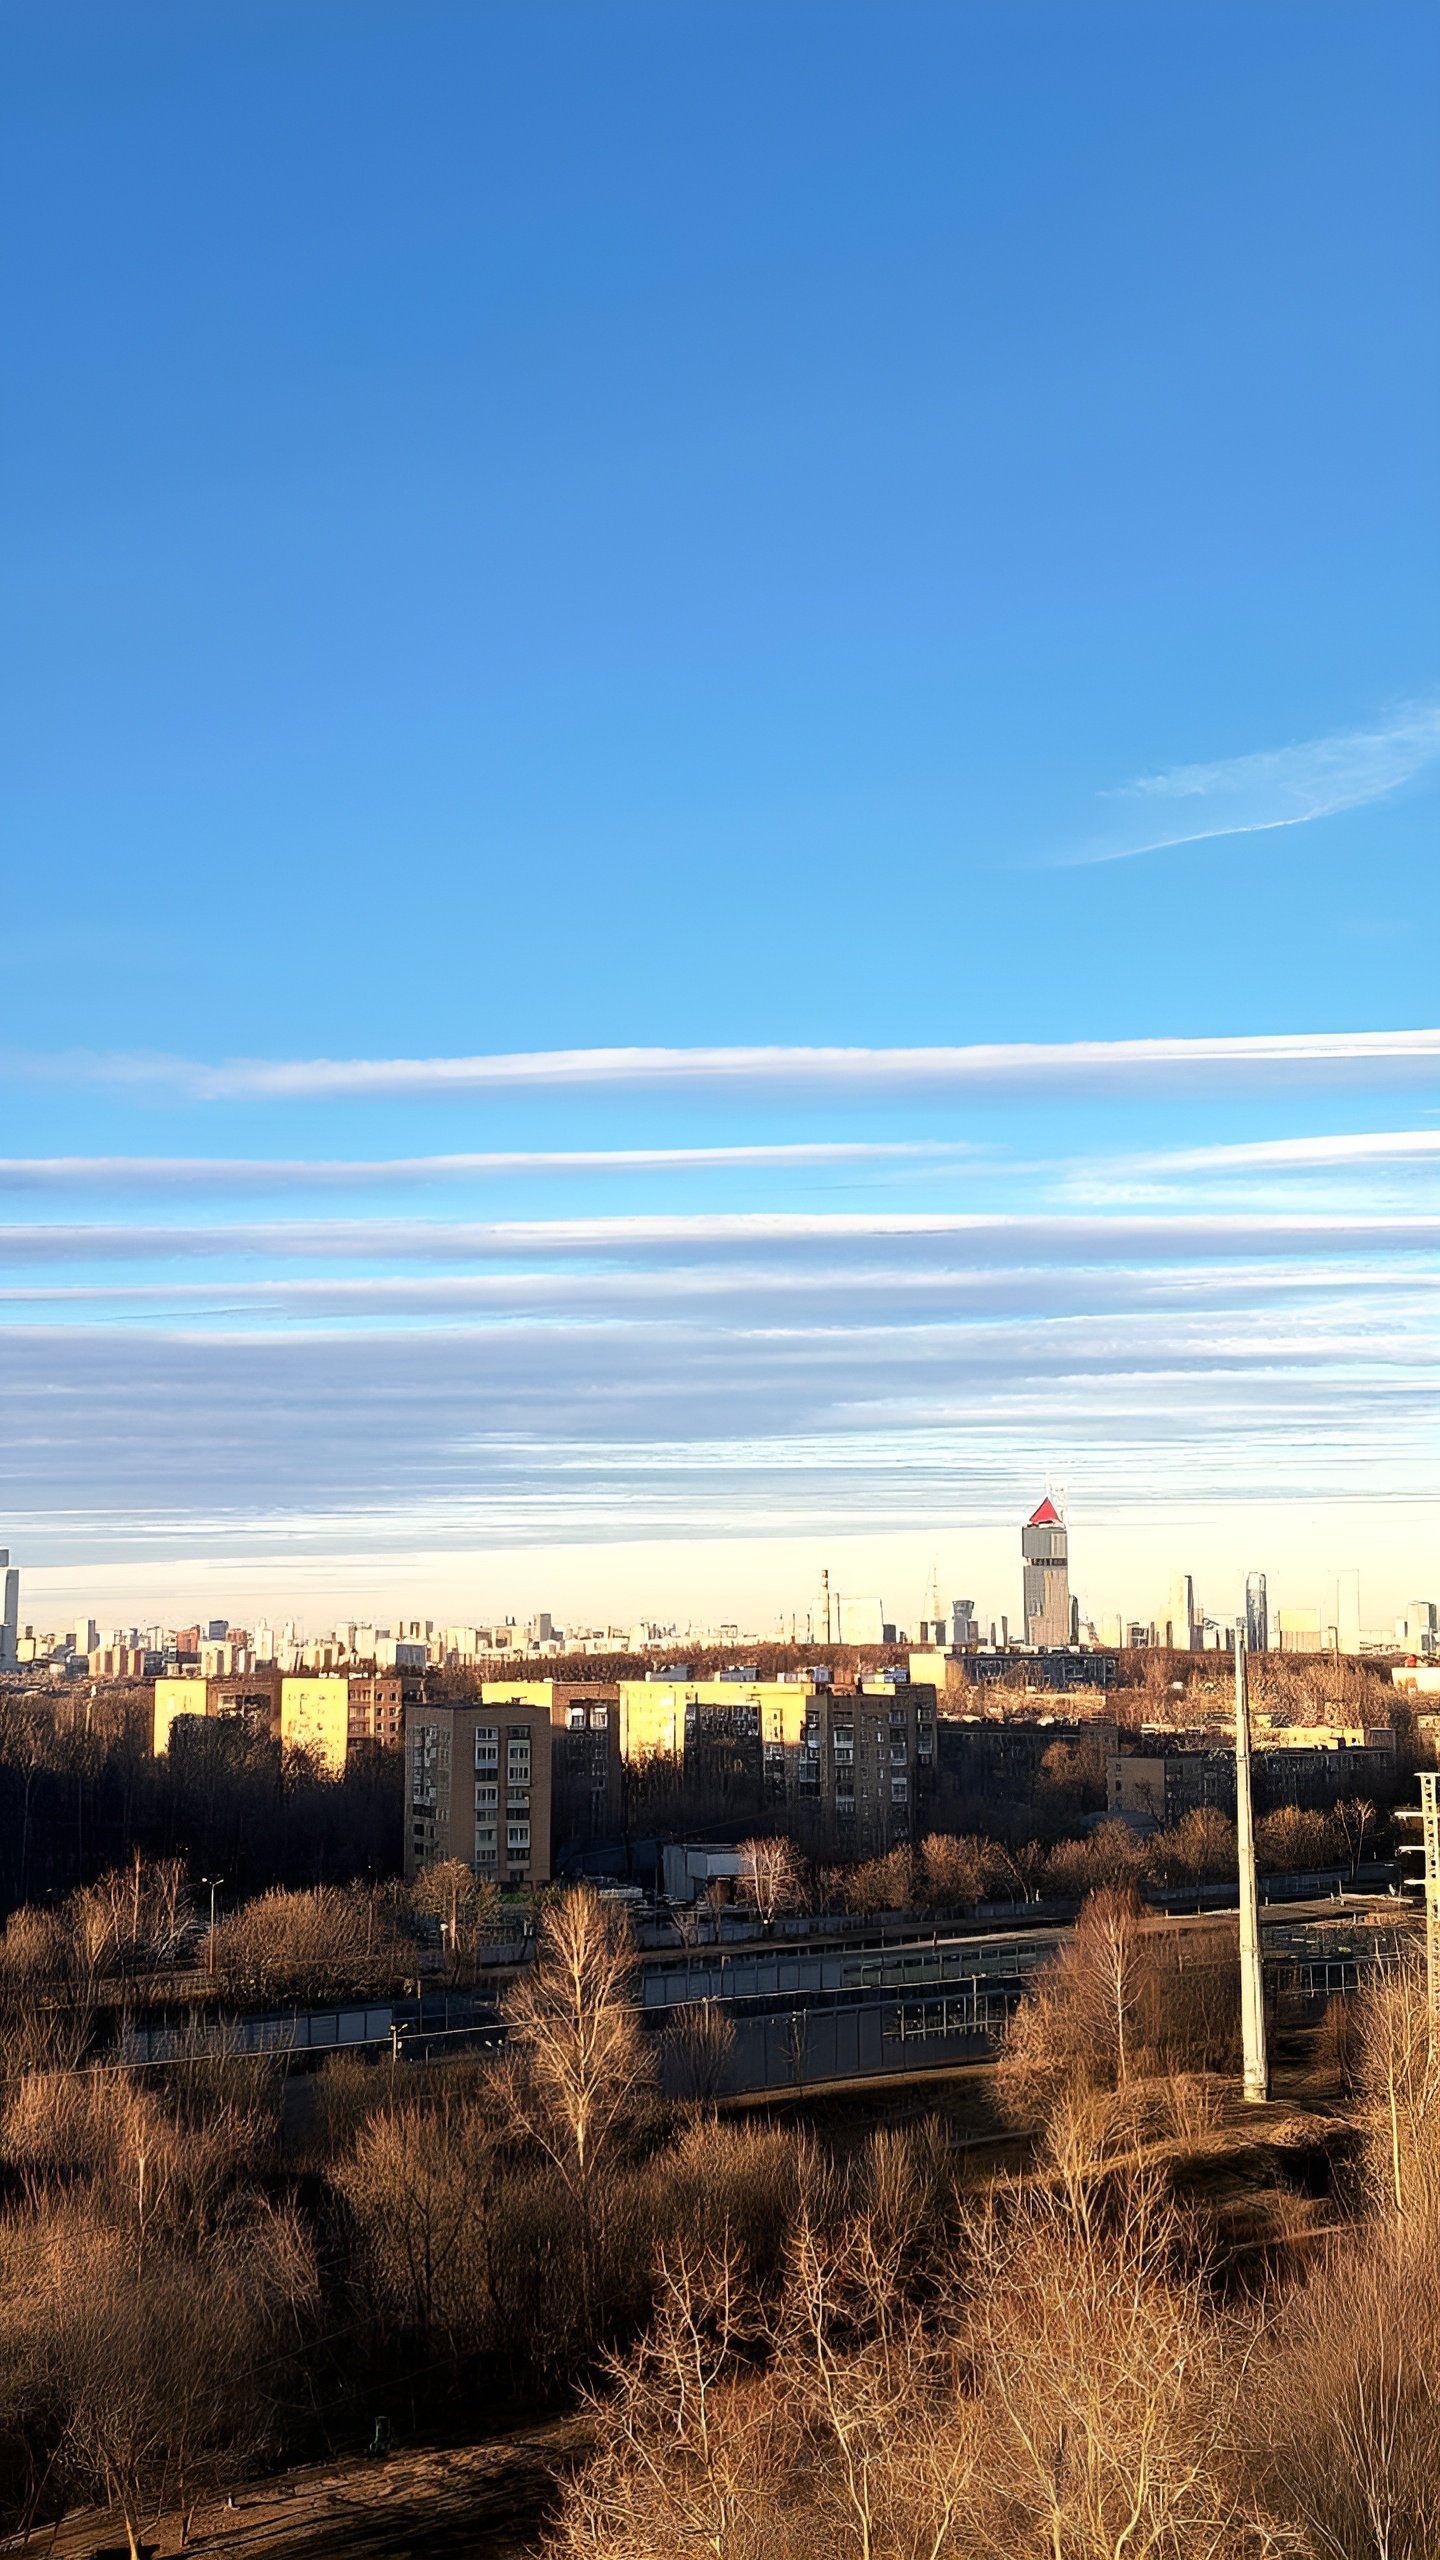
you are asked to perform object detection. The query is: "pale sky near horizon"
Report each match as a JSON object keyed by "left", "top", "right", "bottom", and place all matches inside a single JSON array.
[{"left": 2, "top": 3, "right": 1437, "bottom": 1635}]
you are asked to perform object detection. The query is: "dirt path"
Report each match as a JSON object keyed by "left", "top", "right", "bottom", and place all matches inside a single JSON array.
[{"left": 0, "top": 2416, "right": 591, "bottom": 2560}]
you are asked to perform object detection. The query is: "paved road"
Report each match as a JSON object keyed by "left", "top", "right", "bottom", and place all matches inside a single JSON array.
[{"left": 0, "top": 2420, "right": 591, "bottom": 2560}]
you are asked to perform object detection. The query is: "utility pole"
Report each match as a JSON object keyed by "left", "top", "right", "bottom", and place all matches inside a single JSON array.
[
  {"left": 1397, "top": 1770, "right": 1440, "bottom": 2020},
  {"left": 1414, "top": 1761, "right": 1424, "bottom": 2017},
  {"left": 1234, "top": 1631, "right": 1269, "bottom": 2103}
]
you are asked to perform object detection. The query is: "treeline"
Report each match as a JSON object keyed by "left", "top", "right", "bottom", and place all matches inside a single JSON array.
[
  {"left": 0, "top": 1707, "right": 401, "bottom": 1917},
  {"left": 1111, "top": 1645, "right": 1400, "bottom": 1725},
  {"left": 719, "top": 1800, "right": 1384, "bottom": 1923},
  {"left": 0, "top": 1859, "right": 534, "bottom": 2036},
  {"left": 0, "top": 1798, "right": 1388, "bottom": 2047}
]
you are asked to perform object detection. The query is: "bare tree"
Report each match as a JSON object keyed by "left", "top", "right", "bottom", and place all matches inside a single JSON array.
[
  {"left": 918, "top": 1832, "right": 997, "bottom": 1912},
  {"left": 1044, "top": 1821, "right": 1150, "bottom": 1899},
  {"left": 69, "top": 1857, "right": 194, "bottom": 1985},
  {"left": 28, "top": 2196, "right": 315, "bottom": 2559},
  {"left": 841, "top": 1846, "right": 916, "bottom": 1915},
  {"left": 503, "top": 1888, "right": 654, "bottom": 2321},
  {"left": 1333, "top": 1794, "right": 1378, "bottom": 1880},
  {"left": 547, "top": 2178, "right": 1270, "bottom": 2560},
  {"left": 547, "top": 2244, "right": 779, "bottom": 2560},
  {"left": 992, "top": 1837, "right": 1049, "bottom": 1905},
  {"left": 338, "top": 2095, "right": 497, "bottom": 2352},
  {"left": 997, "top": 1886, "right": 1149, "bottom": 2126},
  {"left": 203, "top": 1883, "right": 413, "bottom": 2004},
  {"left": 1254, "top": 1805, "right": 1336, "bottom": 1874},
  {"left": 1150, "top": 1806, "right": 1236, "bottom": 1885},
  {"left": 738, "top": 1837, "right": 806, "bottom": 1932},
  {"left": 410, "top": 1855, "right": 481, "bottom": 1974},
  {"left": 1354, "top": 1952, "right": 1440, "bottom": 2223},
  {"left": 963, "top": 2177, "right": 1266, "bottom": 2560}
]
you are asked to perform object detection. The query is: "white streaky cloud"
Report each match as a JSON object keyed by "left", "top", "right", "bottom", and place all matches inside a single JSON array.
[
  {"left": 4, "top": 1311, "right": 1436, "bottom": 1558},
  {"left": 1060, "top": 698, "right": 1440, "bottom": 867},
  {"left": 0, "top": 1141, "right": 973, "bottom": 1191},
  {"left": 2, "top": 1315, "right": 1430, "bottom": 1383},
  {"left": 7, "top": 1025, "right": 1440, "bottom": 1100},
  {"left": 2, "top": 1257, "right": 1427, "bottom": 1317},
  {"left": 1086, "top": 1129, "right": 1440, "bottom": 1176},
  {"left": 3, "top": 1209, "right": 1440, "bottom": 1264}
]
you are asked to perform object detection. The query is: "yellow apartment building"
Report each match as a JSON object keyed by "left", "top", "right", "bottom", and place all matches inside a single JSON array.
[
  {"left": 280, "top": 1675, "right": 351, "bottom": 1774},
  {"left": 153, "top": 1676, "right": 208, "bottom": 1754}
]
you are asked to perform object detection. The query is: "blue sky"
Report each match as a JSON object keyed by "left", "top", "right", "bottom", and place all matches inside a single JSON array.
[{"left": 3, "top": 2, "right": 1437, "bottom": 1631}]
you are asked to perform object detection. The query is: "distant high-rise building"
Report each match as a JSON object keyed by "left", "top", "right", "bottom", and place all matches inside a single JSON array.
[
  {"left": 1398, "top": 1600, "right": 1438, "bottom": 1659},
  {"left": 951, "top": 1599, "right": 979, "bottom": 1648},
  {"left": 1168, "top": 1573, "right": 1198, "bottom": 1651},
  {"left": 834, "top": 1595, "right": 887, "bottom": 1644},
  {"left": 1244, "top": 1572, "right": 1268, "bottom": 1655},
  {"left": 1021, "top": 1499, "right": 1071, "bottom": 1647},
  {"left": 1330, "top": 1569, "right": 1362, "bottom": 1657},
  {"left": 0, "top": 1552, "right": 17, "bottom": 1672}
]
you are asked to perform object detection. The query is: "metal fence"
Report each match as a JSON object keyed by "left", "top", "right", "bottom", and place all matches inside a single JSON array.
[
  {"left": 680, "top": 1990, "right": 1012, "bottom": 2097},
  {"left": 640, "top": 1929, "right": 1060, "bottom": 2011}
]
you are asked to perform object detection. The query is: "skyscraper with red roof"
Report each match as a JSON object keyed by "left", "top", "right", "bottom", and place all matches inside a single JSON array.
[{"left": 1021, "top": 1496, "right": 1074, "bottom": 1647}]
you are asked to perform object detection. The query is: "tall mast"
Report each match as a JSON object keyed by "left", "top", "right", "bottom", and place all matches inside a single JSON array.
[{"left": 1234, "top": 1629, "right": 1269, "bottom": 2103}]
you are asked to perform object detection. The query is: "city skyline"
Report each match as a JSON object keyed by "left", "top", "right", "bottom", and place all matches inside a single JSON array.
[{"left": 6, "top": 1503, "right": 1432, "bottom": 1657}]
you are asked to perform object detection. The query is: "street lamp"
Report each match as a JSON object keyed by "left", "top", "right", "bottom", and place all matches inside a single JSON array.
[{"left": 201, "top": 1875, "right": 224, "bottom": 1974}]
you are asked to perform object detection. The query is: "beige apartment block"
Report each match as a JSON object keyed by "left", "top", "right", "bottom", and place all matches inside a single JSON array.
[
  {"left": 616, "top": 1676, "right": 816, "bottom": 1759},
  {"left": 87, "top": 1645, "right": 149, "bottom": 1679},
  {"left": 155, "top": 1670, "right": 393, "bottom": 1767},
  {"left": 612, "top": 1673, "right": 937, "bottom": 1838},
  {"left": 406, "top": 1698, "right": 552, "bottom": 1887}
]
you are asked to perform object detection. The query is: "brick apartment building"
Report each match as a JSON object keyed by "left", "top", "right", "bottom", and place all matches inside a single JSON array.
[
  {"left": 1108, "top": 1724, "right": 1398, "bottom": 1825},
  {"left": 481, "top": 1679, "right": 622, "bottom": 1844},
  {"left": 346, "top": 1671, "right": 405, "bottom": 1751},
  {"left": 153, "top": 1668, "right": 406, "bottom": 1765},
  {"left": 792, "top": 1680, "right": 937, "bottom": 1853},
  {"left": 405, "top": 1697, "right": 552, "bottom": 1888}
]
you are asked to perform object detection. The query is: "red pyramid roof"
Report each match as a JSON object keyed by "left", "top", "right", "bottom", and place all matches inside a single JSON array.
[{"left": 1027, "top": 1497, "right": 1061, "bottom": 1526}]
